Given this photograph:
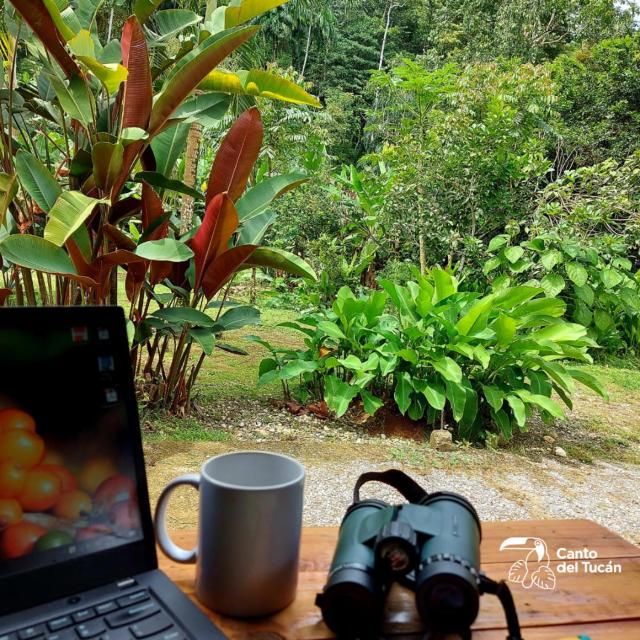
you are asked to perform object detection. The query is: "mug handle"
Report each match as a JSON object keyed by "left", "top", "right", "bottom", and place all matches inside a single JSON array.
[{"left": 154, "top": 473, "right": 200, "bottom": 564}]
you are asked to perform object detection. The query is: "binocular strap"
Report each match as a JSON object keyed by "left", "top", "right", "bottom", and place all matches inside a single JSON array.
[{"left": 353, "top": 469, "right": 429, "bottom": 504}]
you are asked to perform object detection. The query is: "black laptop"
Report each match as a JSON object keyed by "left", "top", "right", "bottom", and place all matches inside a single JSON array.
[{"left": 0, "top": 307, "right": 227, "bottom": 640}]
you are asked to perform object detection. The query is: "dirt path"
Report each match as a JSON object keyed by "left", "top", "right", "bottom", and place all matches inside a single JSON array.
[{"left": 143, "top": 438, "right": 640, "bottom": 545}]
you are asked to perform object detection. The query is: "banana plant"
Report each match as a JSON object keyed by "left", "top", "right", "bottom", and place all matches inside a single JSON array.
[{"left": 0, "top": 0, "right": 318, "bottom": 412}]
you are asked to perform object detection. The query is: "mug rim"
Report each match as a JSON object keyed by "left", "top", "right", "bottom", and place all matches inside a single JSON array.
[{"left": 200, "top": 450, "right": 305, "bottom": 491}]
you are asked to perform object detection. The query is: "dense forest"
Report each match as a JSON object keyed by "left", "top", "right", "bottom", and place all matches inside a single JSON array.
[{"left": 1, "top": 0, "right": 639, "bottom": 440}]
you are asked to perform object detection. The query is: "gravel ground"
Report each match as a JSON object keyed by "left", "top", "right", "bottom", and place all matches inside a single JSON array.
[{"left": 142, "top": 399, "right": 640, "bottom": 545}]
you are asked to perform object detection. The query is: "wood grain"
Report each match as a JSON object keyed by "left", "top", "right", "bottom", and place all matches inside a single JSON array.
[{"left": 158, "top": 520, "right": 640, "bottom": 639}]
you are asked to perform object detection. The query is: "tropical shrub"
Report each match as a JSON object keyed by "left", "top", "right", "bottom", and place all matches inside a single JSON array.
[
  {"left": 485, "top": 230, "right": 640, "bottom": 355},
  {"left": 484, "top": 152, "right": 640, "bottom": 354},
  {"left": 253, "top": 268, "right": 606, "bottom": 442},
  {"left": 0, "top": 0, "right": 320, "bottom": 412}
]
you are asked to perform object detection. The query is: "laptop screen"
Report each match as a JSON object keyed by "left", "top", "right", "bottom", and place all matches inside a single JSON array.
[{"left": 0, "top": 313, "right": 145, "bottom": 580}]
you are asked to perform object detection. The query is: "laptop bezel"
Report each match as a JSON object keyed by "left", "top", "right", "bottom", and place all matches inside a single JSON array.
[{"left": 0, "top": 306, "right": 157, "bottom": 616}]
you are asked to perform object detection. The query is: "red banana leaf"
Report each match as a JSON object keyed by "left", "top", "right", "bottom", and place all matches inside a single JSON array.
[
  {"left": 0, "top": 289, "right": 12, "bottom": 306},
  {"left": 206, "top": 107, "right": 263, "bottom": 204},
  {"left": 140, "top": 182, "right": 171, "bottom": 285},
  {"left": 111, "top": 17, "right": 153, "bottom": 202},
  {"left": 8, "top": 1, "right": 79, "bottom": 79},
  {"left": 191, "top": 192, "right": 239, "bottom": 292},
  {"left": 109, "top": 196, "right": 142, "bottom": 224},
  {"left": 202, "top": 244, "right": 256, "bottom": 301},
  {"left": 103, "top": 224, "right": 137, "bottom": 251},
  {"left": 121, "top": 17, "right": 152, "bottom": 130},
  {"left": 148, "top": 26, "right": 258, "bottom": 137},
  {"left": 141, "top": 182, "right": 165, "bottom": 230}
]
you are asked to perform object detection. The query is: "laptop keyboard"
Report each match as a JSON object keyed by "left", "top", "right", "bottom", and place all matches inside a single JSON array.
[{"left": 0, "top": 589, "right": 185, "bottom": 640}]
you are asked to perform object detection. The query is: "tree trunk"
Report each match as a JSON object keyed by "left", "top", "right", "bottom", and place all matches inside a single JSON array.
[
  {"left": 180, "top": 122, "right": 204, "bottom": 235},
  {"left": 301, "top": 22, "right": 312, "bottom": 77},
  {"left": 378, "top": 2, "right": 398, "bottom": 71}
]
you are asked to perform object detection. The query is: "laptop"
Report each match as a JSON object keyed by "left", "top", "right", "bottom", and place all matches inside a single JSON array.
[{"left": 0, "top": 307, "right": 227, "bottom": 640}]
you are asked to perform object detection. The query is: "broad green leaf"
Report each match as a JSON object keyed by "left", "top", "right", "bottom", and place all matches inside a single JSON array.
[
  {"left": 360, "top": 389, "right": 383, "bottom": 416},
  {"left": 199, "top": 68, "right": 321, "bottom": 107},
  {"left": 236, "top": 172, "right": 308, "bottom": 221},
  {"left": 512, "top": 296, "right": 566, "bottom": 318},
  {"left": 78, "top": 57, "right": 128, "bottom": 94},
  {"left": 317, "top": 320, "right": 346, "bottom": 341},
  {"left": 408, "top": 395, "right": 427, "bottom": 421},
  {"left": 213, "top": 305, "right": 260, "bottom": 331},
  {"left": 15, "top": 151, "right": 61, "bottom": 213},
  {"left": 456, "top": 294, "right": 494, "bottom": 336},
  {"left": 493, "top": 286, "right": 541, "bottom": 309},
  {"left": 45, "top": 192, "right": 108, "bottom": 246},
  {"left": 121, "top": 128, "right": 149, "bottom": 144},
  {"left": 540, "top": 272, "right": 565, "bottom": 297},
  {"left": 42, "top": 0, "right": 76, "bottom": 40},
  {"left": 153, "top": 9, "right": 202, "bottom": 40},
  {"left": 337, "top": 355, "right": 363, "bottom": 370},
  {"left": 0, "top": 174, "right": 18, "bottom": 225},
  {"left": 565, "top": 262, "right": 588, "bottom": 287},
  {"left": 567, "top": 369, "right": 608, "bottom": 400},
  {"left": 134, "top": 0, "right": 164, "bottom": 23},
  {"left": 504, "top": 245, "right": 524, "bottom": 264},
  {"left": 92, "top": 142, "right": 123, "bottom": 191},
  {"left": 574, "top": 284, "right": 595, "bottom": 306},
  {"left": 67, "top": 30, "right": 95, "bottom": 57},
  {"left": 153, "top": 307, "right": 215, "bottom": 327},
  {"left": 431, "top": 268, "right": 456, "bottom": 302},
  {"left": 49, "top": 74, "right": 93, "bottom": 127},
  {"left": 241, "top": 246, "right": 317, "bottom": 281},
  {"left": 394, "top": 372, "right": 413, "bottom": 415},
  {"left": 415, "top": 380, "right": 446, "bottom": 410},
  {"left": 224, "top": 0, "right": 289, "bottom": 28},
  {"left": 324, "top": 375, "right": 359, "bottom": 417},
  {"left": 594, "top": 309, "right": 613, "bottom": 331},
  {"left": 483, "top": 256, "right": 501, "bottom": 275},
  {"left": 474, "top": 345, "right": 491, "bottom": 369},
  {"left": 432, "top": 356, "right": 462, "bottom": 383},
  {"left": 279, "top": 359, "right": 318, "bottom": 379},
  {"left": 0, "top": 234, "right": 81, "bottom": 277},
  {"left": 540, "top": 249, "right": 563, "bottom": 271},
  {"left": 257, "top": 357, "right": 278, "bottom": 385},
  {"left": 506, "top": 395, "right": 526, "bottom": 427},
  {"left": 601, "top": 268, "right": 623, "bottom": 290},
  {"left": 148, "top": 26, "right": 259, "bottom": 136},
  {"left": 173, "top": 92, "right": 231, "bottom": 123},
  {"left": 135, "top": 171, "right": 204, "bottom": 200},
  {"left": 445, "top": 380, "right": 466, "bottom": 422},
  {"left": 531, "top": 322, "right": 586, "bottom": 343},
  {"left": 151, "top": 123, "right": 191, "bottom": 178},
  {"left": 515, "top": 390, "right": 564, "bottom": 418},
  {"left": 487, "top": 234, "right": 509, "bottom": 251},
  {"left": 494, "top": 313, "right": 516, "bottom": 347},
  {"left": 397, "top": 348, "right": 418, "bottom": 364},
  {"left": 136, "top": 239, "right": 194, "bottom": 262},
  {"left": 482, "top": 385, "right": 504, "bottom": 412},
  {"left": 190, "top": 328, "right": 215, "bottom": 355},
  {"left": 491, "top": 409, "right": 512, "bottom": 438},
  {"left": 237, "top": 209, "right": 276, "bottom": 245}
]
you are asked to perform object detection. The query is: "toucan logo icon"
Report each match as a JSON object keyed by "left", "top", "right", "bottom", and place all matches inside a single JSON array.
[{"left": 499, "top": 536, "right": 556, "bottom": 590}]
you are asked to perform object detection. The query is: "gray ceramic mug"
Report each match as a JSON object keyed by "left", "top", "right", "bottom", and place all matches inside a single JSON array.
[{"left": 154, "top": 451, "right": 305, "bottom": 617}]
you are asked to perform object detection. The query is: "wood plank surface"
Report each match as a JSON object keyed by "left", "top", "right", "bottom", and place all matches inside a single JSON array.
[{"left": 159, "top": 520, "right": 640, "bottom": 640}]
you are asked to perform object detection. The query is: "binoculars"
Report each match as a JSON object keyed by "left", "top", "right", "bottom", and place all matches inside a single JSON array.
[{"left": 316, "top": 470, "right": 522, "bottom": 639}]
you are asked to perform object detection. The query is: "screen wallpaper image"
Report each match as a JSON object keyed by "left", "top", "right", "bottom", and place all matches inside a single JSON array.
[{"left": 0, "top": 323, "right": 143, "bottom": 576}]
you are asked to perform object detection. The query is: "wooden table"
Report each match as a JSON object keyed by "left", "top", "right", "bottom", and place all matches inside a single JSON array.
[{"left": 159, "top": 520, "right": 640, "bottom": 639}]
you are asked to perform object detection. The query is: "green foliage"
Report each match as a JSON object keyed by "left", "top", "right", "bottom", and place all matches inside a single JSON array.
[
  {"left": 254, "top": 268, "right": 605, "bottom": 441},
  {"left": 481, "top": 151, "right": 640, "bottom": 355},
  {"left": 552, "top": 35, "right": 640, "bottom": 166},
  {"left": 368, "top": 59, "right": 557, "bottom": 267}
]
